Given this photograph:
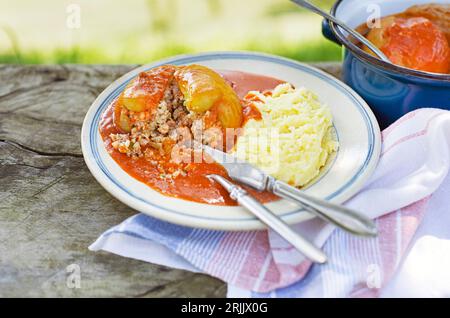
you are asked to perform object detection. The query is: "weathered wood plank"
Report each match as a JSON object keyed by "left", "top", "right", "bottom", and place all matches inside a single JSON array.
[
  {"left": 0, "top": 62, "right": 341, "bottom": 297},
  {"left": 0, "top": 141, "right": 226, "bottom": 297}
]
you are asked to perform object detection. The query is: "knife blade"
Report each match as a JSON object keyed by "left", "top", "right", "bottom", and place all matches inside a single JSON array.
[{"left": 200, "top": 144, "right": 269, "bottom": 192}]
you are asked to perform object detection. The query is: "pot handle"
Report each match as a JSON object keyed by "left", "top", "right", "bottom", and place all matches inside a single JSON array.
[{"left": 322, "top": 18, "right": 341, "bottom": 46}]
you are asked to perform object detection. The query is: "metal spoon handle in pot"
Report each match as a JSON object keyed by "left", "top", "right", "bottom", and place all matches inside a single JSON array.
[{"left": 290, "top": 0, "right": 390, "bottom": 63}]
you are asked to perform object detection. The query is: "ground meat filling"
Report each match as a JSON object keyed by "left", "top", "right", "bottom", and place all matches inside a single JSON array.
[{"left": 110, "top": 79, "right": 221, "bottom": 161}]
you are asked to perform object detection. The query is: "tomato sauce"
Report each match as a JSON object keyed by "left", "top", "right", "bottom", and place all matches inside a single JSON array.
[
  {"left": 99, "top": 70, "right": 284, "bottom": 206},
  {"left": 356, "top": 4, "right": 450, "bottom": 74},
  {"left": 381, "top": 17, "right": 450, "bottom": 74}
]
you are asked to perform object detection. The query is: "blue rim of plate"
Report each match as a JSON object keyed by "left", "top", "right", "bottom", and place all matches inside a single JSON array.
[{"left": 86, "top": 52, "right": 377, "bottom": 223}]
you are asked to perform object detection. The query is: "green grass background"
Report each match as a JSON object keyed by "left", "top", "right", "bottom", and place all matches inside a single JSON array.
[{"left": 0, "top": 0, "right": 341, "bottom": 64}]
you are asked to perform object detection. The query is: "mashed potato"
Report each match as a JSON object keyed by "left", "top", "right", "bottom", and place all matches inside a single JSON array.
[{"left": 234, "top": 83, "right": 338, "bottom": 187}]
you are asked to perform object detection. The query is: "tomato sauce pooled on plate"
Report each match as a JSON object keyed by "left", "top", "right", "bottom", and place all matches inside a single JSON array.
[{"left": 99, "top": 69, "right": 284, "bottom": 205}]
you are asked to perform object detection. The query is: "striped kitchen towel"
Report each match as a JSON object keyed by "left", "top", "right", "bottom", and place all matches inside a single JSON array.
[{"left": 90, "top": 108, "right": 450, "bottom": 297}]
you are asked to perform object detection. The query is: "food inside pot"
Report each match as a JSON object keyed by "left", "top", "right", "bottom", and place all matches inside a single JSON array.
[{"left": 355, "top": 4, "right": 450, "bottom": 74}]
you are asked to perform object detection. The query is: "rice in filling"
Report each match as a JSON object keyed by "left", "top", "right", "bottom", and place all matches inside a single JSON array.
[{"left": 110, "top": 79, "right": 221, "bottom": 160}]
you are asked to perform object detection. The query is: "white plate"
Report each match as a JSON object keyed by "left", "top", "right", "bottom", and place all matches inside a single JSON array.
[{"left": 81, "top": 52, "right": 381, "bottom": 230}]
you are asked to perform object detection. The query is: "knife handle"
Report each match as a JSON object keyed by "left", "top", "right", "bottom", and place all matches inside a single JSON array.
[
  {"left": 267, "top": 177, "right": 377, "bottom": 236},
  {"left": 208, "top": 174, "right": 327, "bottom": 264}
]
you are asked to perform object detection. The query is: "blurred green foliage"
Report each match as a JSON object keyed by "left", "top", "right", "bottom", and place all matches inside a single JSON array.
[
  {"left": 0, "top": 0, "right": 340, "bottom": 64},
  {"left": 265, "top": 0, "right": 334, "bottom": 16},
  {"left": 0, "top": 41, "right": 340, "bottom": 64}
]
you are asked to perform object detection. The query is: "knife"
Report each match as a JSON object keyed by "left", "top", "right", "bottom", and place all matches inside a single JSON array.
[{"left": 202, "top": 145, "right": 377, "bottom": 236}]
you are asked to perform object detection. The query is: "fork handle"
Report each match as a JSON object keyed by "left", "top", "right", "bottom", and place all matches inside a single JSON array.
[
  {"left": 209, "top": 175, "right": 327, "bottom": 264},
  {"left": 267, "top": 177, "right": 377, "bottom": 236}
]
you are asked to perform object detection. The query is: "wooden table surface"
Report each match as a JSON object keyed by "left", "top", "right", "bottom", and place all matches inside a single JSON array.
[{"left": 0, "top": 62, "right": 341, "bottom": 297}]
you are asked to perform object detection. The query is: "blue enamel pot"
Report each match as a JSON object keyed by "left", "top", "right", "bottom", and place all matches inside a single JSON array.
[{"left": 322, "top": 0, "right": 450, "bottom": 129}]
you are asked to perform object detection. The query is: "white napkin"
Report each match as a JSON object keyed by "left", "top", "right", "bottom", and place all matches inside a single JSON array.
[{"left": 90, "top": 108, "right": 450, "bottom": 297}]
